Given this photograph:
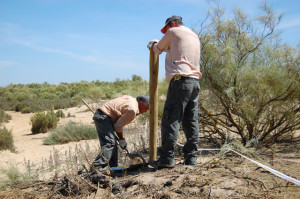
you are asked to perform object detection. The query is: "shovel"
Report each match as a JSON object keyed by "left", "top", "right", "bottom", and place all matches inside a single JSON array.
[{"left": 81, "top": 99, "right": 146, "bottom": 164}]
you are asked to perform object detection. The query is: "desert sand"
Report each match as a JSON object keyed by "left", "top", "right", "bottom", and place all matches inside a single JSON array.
[{"left": 0, "top": 105, "right": 99, "bottom": 171}]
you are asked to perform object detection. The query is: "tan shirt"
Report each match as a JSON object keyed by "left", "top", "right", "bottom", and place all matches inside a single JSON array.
[
  {"left": 99, "top": 95, "right": 139, "bottom": 133},
  {"left": 153, "top": 26, "right": 202, "bottom": 82}
]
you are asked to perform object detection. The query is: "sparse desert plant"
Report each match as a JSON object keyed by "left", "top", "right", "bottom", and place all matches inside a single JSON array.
[
  {"left": 220, "top": 138, "right": 259, "bottom": 159},
  {"left": 0, "top": 127, "right": 15, "bottom": 152},
  {"left": 43, "top": 121, "right": 97, "bottom": 145},
  {"left": 30, "top": 109, "right": 59, "bottom": 134},
  {"left": 0, "top": 109, "right": 12, "bottom": 123},
  {"left": 0, "top": 141, "right": 100, "bottom": 192},
  {"left": 0, "top": 163, "right": 39, "bottom": 190},
  {"left": 55, "top": 110, "right": 65, "bottom": 118},
  {"left": 1, "top": 166, "right": 22, "bottom": 185}
]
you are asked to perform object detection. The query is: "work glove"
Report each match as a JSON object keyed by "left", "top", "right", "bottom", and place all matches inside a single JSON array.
[
  {"left": 147, "top": 39, "right": 159, "bottom": 50},
  {"left": 119, "top": 139, "right": 127, "bottom": 149}
]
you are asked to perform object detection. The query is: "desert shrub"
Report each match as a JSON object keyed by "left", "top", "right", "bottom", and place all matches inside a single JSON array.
[
  {"left": 15, "top": 99, "right": 48, "bottom": 113},
  {"left": 0, "top": 109, "right": 12, "bottom": 123},
  {"left": 21, "top": 107, "right": 32, "bottom": 113},
  {"left": 52, "top": 98, "right": 78, "bottom": 110},
  {"left": 198, "top": 3, "right": 300, "bottom": 146},
  {"left": 43, "top": 121, "right": 97, "bottom": 145},
  {"left": 0, "top": 166, "right": 22, "bottom": 186},
  {"left": 0, "top": 82, "right": 88, "bottom": 112},
  {"left": 30, "top": 112, "right": 48, "bottom": 134},
  {"left": 0, "top": 127, "right": 15, "bottom": 152},
  {"left": 100, "top": 86, "right": 116, "bottom": 99},
  {"left": 0, "top": 164, "right": 38, "bottom": 190},
  {"left": 121, "top": 81, "right": 149, "bottom": 99},
  {"left": 14, "top": 103, "right": 25, "bottom": 112},
  {"left": 55, "top": 110, "right": 65, "bottom": 118},
  {"left": 88, "top": 86, "right": 105, "bottom": 101},
  {"left": 30, "top": 109, "right": 59, "bottom": 134},
  {"left": 132, "top": 74, "right": 143, "bottom": 81}
]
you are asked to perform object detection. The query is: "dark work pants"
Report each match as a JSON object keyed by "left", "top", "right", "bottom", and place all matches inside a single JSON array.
[
  {"left": 92, "top": 110, "right": 118, "bottom": 169},
  {"left": 160, "top": 76, "right": 200, "bottom": 165}
]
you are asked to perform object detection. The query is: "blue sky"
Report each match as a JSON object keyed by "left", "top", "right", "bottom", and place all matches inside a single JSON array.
[{"left": 0, "top": 0, "right": 299, "bottom": 87}]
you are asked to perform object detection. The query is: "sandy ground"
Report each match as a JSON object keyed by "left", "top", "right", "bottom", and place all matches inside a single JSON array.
[{"left": 0, "top": 105, "right": 99, "bottom": 171}]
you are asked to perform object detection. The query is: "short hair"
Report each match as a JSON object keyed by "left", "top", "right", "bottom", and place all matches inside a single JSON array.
[{"left": 137, "top": 95, "right": 150, "bottom": 105}]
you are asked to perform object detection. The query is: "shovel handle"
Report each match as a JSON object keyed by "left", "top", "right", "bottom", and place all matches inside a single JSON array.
[{"left": 81, "top": 99, "right": 95, "bottom": 114}]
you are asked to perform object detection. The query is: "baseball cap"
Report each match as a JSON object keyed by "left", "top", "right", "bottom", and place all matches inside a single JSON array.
[{"left": 161, "top": 15, "right": 182, "bottom": 34}]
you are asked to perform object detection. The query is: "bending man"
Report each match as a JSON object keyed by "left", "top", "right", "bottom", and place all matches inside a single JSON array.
[{"left": 92, "top": 95, "right": 149, "bottom": 171}]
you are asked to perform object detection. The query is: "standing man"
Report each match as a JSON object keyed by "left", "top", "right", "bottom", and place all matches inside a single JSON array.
[
  {"left": 148, "top": 15, "right": 201, "bottom": 168},
  {"left": 92, "top": 95, "right": 149, "bottom": 171}
]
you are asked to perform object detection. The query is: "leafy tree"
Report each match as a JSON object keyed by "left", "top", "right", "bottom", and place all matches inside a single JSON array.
[{"left": 198, "top": 2, "right": 300, "bottom": 146}]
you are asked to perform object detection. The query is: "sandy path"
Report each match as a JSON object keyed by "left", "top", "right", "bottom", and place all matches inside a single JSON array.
[{"left": 0, "top": 105, "right": 99, "bottom": 171}]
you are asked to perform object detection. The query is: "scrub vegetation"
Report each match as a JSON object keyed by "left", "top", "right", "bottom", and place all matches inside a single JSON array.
[
  {"left": 0, "top": 76, "right": 148, "bottom": 114},
  {"left": 30, "top": 107, "right": 60, "bottom": 134},
  {"left": 0, "top": 109, "right": 11, "bottom": 123},
  {"left": 0, "top": 127, "right": 15, "bottom": 152},
  {"left": 43, "top": 121, "right": 97, "bottom": 145}
]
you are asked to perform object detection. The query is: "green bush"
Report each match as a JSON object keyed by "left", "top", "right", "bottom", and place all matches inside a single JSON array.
[
  {"left": 0, "top": 127, "right": 15, "bottom": 152},
  {"left": 0, "top": 109, "right": 12, "bottom": 123},
  {"left": 21, "top": 106, "right": 32, "bottom": 113},
  {"left": 43, "top": 122, "right": 97, "bottom": 145},
  {"left": 14, "top": 103, "right": 25, "bottom": 112},
  {"left": 55, "top": 110, "right": 65, "bottom": 118},
  {"left": 0, "top": 164, "right": 38, "bottom": 190},
  {"left": 30, "top": 110, "right": 59, "bottom": 134},
  {"left": 88, "top": 86, "right": 105, "bottom": 101}
]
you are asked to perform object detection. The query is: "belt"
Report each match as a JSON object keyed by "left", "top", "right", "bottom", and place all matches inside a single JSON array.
[
  {"left": 172, "top": 75, "right": 197, "bottom": 81},
  {"left": 95, "top": 109, "right": 112, "bottom": 121},
  {"left": 96, "top": 109, "right": 105, "bottom": 115}
]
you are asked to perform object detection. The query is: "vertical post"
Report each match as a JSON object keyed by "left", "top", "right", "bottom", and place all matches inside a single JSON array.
[{"left": 149, "top": 48, "right": 159, "bottom": 161}]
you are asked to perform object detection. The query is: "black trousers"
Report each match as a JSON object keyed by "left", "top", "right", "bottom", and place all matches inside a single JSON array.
[
  {"left": 92, "top": 110, "right": 118, "bottom": 169},
  {"left": 160, "top": 76, "right": 200, "bottom": 165}
]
